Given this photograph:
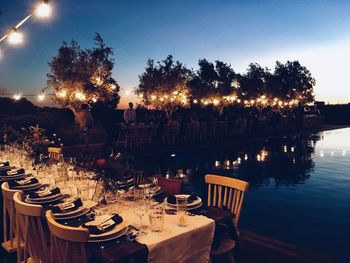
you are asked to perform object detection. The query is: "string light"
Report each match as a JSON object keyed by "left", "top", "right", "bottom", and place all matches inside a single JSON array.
[
  {"left": 37, "top": 93, "right": 45, "bottom": 101},
  {"left": 13, "top": 94, "right": 22, "bottom": 101},
  {"left": 0, "top": 0, "right": 53, "bottom": 52},
  {"left": 35, "top": 2, "right": 52, "bottom": 18},
  {"left": 7, "top": 30, "right": 24, "bottom": 45}
]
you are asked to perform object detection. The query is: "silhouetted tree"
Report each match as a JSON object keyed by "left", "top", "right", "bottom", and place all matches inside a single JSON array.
[
  {"left": 136, "top": 55, "right": 192, "bottom": 119},
  {"left": 271, "top": 61, "right": 315, "bottom": 103},
  {"left": 47, "top": 33, "right": 120, "bottom": 111}
]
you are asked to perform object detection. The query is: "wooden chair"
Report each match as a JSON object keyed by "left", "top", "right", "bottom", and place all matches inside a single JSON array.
[
  {"left": 205, "top": 174, "right": 249, "bottom": 261},
  {"left": 133, "top": 170, "right": 144, "bottom": 187},
  {"left": 45, "top": 210, "right": 89, "bottom": 263},
  {"left": 48, "top": 147, "right": 63, "bottom": 161},
  {"left": 156, "top": 176, "right": 182, "bottom": 195},
  {"left": 1, "top": 182, "right": 23, "bottom": 253},
  {"left": 13, "top": 192, "right": 50, "bottom": 263}
]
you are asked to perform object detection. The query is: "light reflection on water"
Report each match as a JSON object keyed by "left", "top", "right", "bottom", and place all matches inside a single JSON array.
[{"left": 135, "top": 127, "right": 350, "bottom": 261}]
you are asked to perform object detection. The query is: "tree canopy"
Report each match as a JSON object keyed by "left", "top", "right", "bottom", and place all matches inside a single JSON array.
[
  {"left": 136, "top": 55, "right": 192, "bottom": 118},
  {"left": 137, "top": 55, "right": 316, "bottom": 114},
  {"left": 47, "top": 33, "right": 120, "bottom": 109}
]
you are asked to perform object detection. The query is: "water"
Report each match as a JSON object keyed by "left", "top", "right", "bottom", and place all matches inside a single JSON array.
[{"left": 133, "top": 127, "right": 350, "bottom": 260}]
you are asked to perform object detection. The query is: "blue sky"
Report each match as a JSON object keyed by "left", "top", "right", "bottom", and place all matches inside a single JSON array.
[{"left": 1, "top": 0, "right": 350, "bottom": 107}]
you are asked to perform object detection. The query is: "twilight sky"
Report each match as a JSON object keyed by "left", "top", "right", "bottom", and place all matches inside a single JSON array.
[{"left": 1, "top": 0, "right": 350, "bottom": 108}]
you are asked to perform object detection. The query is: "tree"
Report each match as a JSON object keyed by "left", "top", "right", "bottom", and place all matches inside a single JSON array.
[
  {"left": 238, "top": 63, "right": 270, "bottom": 100},
  {"left": 136, "top": 55, "right": 192, "bottom": 119},
  {"left": 271, "top": 61, "right": 315, "bottom": 104},
  {"left": 189, "top": 59, "right": 238, "bottom": 113},
  {"left": 47, "top": 33, "right": 120, "bottom": 111}
]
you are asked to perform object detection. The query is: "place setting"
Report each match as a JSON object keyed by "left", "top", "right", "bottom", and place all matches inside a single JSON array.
[{"left": 0, "top": 167, "right": 26, "bottom": 181}]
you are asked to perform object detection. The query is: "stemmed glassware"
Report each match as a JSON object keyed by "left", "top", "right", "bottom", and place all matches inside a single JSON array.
[{"left": 134, "top": 199, "right": 148, "bottom": 235}]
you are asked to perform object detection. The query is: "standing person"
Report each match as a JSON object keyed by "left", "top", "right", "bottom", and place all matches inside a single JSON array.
[
  {"left": 67, "top": 104, "right": 93, "bottom": 151},
  {"left": 124, "top": 102, "right": 136, "bottom": 124}
]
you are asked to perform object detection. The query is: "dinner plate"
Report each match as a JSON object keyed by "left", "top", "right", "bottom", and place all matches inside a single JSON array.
[
  {"left": 27, "top": 192, "right": 62, "bottom": 201},
  {"left": 12, "top": 182, "right": 41, "bottom": 190},
  {"left": 54, "top": 203, "right": 88, "bottom": 217},
  {"left": 165, "top": 194, "right": 202, "bottom": 207},
  {"left": 87, "top": 215, "right": 127, "bottom": 238},
  {"left": 25, "top": 194, "right": 63, "bottom": 204},
  {"left": 54, "top": 208, "right": 90, "bottom": 220},
  {"left": 87, "top": 226, "right": 128, "bottom": 243},
  {"left": 0, "top": 174, "right": 26, "bottom": 181}
]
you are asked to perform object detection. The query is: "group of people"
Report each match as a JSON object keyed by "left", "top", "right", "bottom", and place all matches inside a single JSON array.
[{"left": 66, "top": 101, "right": 321, "bottom": 152}]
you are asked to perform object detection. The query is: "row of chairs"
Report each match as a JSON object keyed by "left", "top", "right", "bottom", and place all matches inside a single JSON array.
[
  {"left": 2, "top": 174, "right": 249, "bottom": 263},
  {"left": 2, "top": 183, "right": 89, "bottom": 263}
]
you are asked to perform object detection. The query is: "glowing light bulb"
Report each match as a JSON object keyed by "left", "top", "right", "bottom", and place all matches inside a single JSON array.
[
  {"left": 244, "top": 154, "right": 248, "bottom": 161},
  {"left": 193, "top": 99, "right": 198, "bottom": 104},
  {"left": 36, "top": 3, "right": 52, "bottom": 18},
  {"left": 213, "top": 99, "right": 220, "bottom": 106},
  {"left": 138, "top": 94, "right": 143, "bottom": 98},
  {"left": 125, "top": 90, "right": 131, "bottom": 96},
  {"left": 75, "top": 91, "right": 86, "bottom": 101},
  {"left": 37, "top": 94, "right": 45, "bottom": 101},
  {"left": 110, "top": 84, "right": 116, "bottom": 90},
  {"left": 8, "top": 30, "right": 23, "bottom": 45},
  {"left": 58, "top": 90, "right": 66, "bottom": 98},
  {"left": 215, "top": 161, "right": 220, "bottom": 167},
  {"left": 13, "top": 94, "right": 22, "bottom": 101}
]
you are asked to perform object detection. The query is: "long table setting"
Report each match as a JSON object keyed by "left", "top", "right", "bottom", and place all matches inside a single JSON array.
[{"left": 0, "top": 145, "right": 234, "bottom": 263}]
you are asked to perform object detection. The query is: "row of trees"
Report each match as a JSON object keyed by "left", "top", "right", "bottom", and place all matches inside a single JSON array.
[
  {"left": 136, "top": 55, "right": 315, "bottom": 117},
  {"left": 46, "top": 34, "right": 315, "bottom": 119}
]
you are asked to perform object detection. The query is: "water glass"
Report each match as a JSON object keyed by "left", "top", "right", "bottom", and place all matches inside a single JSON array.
[
  {"left": 149, "top": 204, "right": 165, "bottom": 232},
  {"left": 176, "top": 196, "right": 188, "bottom": 227}
]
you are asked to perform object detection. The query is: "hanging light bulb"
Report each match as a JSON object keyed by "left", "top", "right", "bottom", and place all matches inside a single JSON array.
[
  {"left": 35, "top": 2, "right": 52, "bottom": 18},
  {"left": 13, "top": 94, "right": 22, "bottom": 101},
  {"left": 37, "top": 93, "right": 45, "bottom": 101},
  {"left": 7, "top": 29, "right": 23, "bottom": 45}
]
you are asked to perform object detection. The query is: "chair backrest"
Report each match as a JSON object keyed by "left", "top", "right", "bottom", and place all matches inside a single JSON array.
[
  {"left": 133, "top": 170, "right": 144, "bottom": 187},
  {"left": 48, "top": 147, "right": 62, "bottom": 161},
  {"left": 45, "top": 210, "right": 89, "bottom": 263},
  {"left": 205, "top": 174, "right": 249, "bottom": 229},
  {"left": 13, "top": 192, "right": 49, "bottom": 263},
  {"left": 1, "top": 182, "right": 22, "bottom": 249},
  {"left": 156, "top": 176, "right": 182, "bottom": 195}
]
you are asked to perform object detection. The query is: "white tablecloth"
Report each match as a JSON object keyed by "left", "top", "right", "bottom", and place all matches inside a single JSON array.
[{"left": 118, "top": 200, "right": 215, "bottom": 263}]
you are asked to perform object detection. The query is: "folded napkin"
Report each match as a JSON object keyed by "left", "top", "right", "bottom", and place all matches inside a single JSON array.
[
  {"left": 28, "top": 187, "right": 60, "bottom": 199},
  {"left": 51, "top": 198, "right": 83, "bottom": 214},
  {"left": 0, "top": 161, "right": 10, "bottom": 167},
  {"left": 1, "top": 168, "right": 25, "bottom": 176},
  {"left": 167, "top": 192, "right": 198, "bottom": 205},
  {"left": 83, "top": 214, "right": 123, "bottom": 235},
  {"left": 9, "top": 177, "right": 38, "bottom": 187}
]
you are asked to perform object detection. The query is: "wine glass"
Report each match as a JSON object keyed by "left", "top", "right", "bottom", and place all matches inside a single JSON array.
[{"left": 134, "top": 199, "right": 148, "bottom": 235}]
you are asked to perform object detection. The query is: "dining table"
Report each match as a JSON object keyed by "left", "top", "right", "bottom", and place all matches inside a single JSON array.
[{"left": 0, "top": 150, "right": 236, "bottom": 263}]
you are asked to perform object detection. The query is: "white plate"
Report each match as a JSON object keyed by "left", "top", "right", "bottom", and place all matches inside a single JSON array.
[
  {"left": 166, "top": 202, "right": 202, "bottom": 211},
  {"left": 54, "top": 203, "right": 87, "bottom": 217},
  {"left": 0, "top": 174, "right": 26, "bottom": 181},
  {"left": 87, "top": 227, "right": 128, "bottom": 243},
  {"left": 27, "top": 192, "right": 62, "bottom": 202},
  {"left": 12, "top": 182, "right": 41, "bottom": 190},
  {"left": 165, "top": 194, "right": 202, "bottom": 207},
  {"left": 25, "top": 194, "right": 63, "bottom": 204},
  {"left": 87, "top": 215, "right": 127, "bottom": 238},
  {"left": 54, "top": 208, "right": 90, "bottom": 220}
]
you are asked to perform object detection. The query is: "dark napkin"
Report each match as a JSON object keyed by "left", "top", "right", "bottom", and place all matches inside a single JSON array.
[
  {"left": 0, "top": 161, "right": 10, "bottom": 167},
  {"left": 1, "top": 168, "right": 25, "bottom": 176},
  {"left": 9, "top": 177, "right": 38, "bottom": 187},
  {"left": 51, "top": 198, "right": 83, "bottom": 214},
  {"left": 167, "top": 192, "right": 198, "bottom": 205},
  {"left": 28, "top": 187, "right": 60, "bottom": 199},
  {"left": 83, "top": 214, "right": 123, "bottom": 235}
]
